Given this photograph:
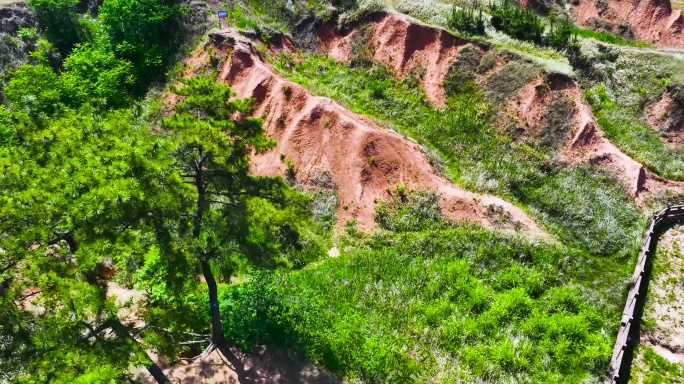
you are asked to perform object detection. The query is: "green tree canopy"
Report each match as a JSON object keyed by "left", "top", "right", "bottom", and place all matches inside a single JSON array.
[{"left": 0, "top": 75, "right": 320, "bottom": 382}]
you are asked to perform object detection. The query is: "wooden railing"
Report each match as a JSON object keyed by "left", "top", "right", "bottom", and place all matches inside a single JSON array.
[{"left": 607, "top": 204, "right": 684, "bottom": 383}]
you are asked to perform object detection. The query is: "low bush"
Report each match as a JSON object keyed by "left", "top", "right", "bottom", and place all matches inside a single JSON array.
[
  {"left": 489, "top": 1, "right": 578, "bottom": 53},
  {"left": 446, "top": 5, "right": 486, "bottom": 36},
  {"left": 375, "top": 189, "right": 453, "bottom": 232},
  {"left": 490, "top": 0, "right": 545, "bottom": 45}
]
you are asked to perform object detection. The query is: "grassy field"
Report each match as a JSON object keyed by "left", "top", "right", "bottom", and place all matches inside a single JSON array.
[
  {"left": 586, "top": 85, "right": 684, "bottom": 182},
  {"left": 219, "top": 203, "right": 629, "bottom": 382},
  {"left": 573, "top": 27, "right": 652, "bottom": 48}
]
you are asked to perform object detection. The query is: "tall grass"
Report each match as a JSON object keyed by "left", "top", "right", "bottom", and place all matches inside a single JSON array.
[
  {"left": 446, "top": 5, "right": 486, "bottom": 36},
  {"left": 572, "top": 27, "right": 651, "bottom": 48},
  {"left": 219, "top": 222, "right": 629, "bottom": 382},
  {"left": 272, "top": 54, "right": 645, "bottom": 258}
]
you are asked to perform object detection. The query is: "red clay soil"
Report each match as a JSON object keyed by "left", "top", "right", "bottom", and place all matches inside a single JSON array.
[
  {"left": 562, "top": 83, "right": 684, "bottom": 203},
  {"left": 496, "top": 71, "right": 684, "bottom": 204},
  {"left": 190, "top": 30, "right": 548, "bottom": 238},
  {"left": 315, "top": 10, "right": 684, "bottom": 206},
  {"left": 499, "top": 74, "right": 573, "bottom": 139},
  {"left": 645, "top": 91, "right": 684, "bottom": 144},
  {"left": 317, "top": 12, "right": 473, "bottom": 106},
  {"left": 316, "top": 23, "right": 356, "bottom": 63},
  {"left": 571, "top": 0, "right": 684, "bottom": 49}
]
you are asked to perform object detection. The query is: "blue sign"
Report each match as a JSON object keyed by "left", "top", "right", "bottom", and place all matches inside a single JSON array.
[{"left": 218, "top": 10, "right": 228, "bottom": 19}]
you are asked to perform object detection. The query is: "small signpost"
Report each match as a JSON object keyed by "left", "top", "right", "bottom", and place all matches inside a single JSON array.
[{"left": 218, "top": 10, "right": 228, "bottom": 27}]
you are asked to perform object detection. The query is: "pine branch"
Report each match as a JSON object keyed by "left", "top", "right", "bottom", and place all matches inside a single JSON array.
[
  {"left": 76, "top": 319, "right": 116, "bottom": 344},
  {"left": 178, "top": 339, "right": 211, "bottom": 345},
  {"left": 0, "top": 261, "right": 16, "bottom": 274}
]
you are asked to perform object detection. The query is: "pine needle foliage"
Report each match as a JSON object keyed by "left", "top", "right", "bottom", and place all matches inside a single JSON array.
[
  {"left": 447, "top": 5, "right": 486, "bottom": 36},
  {"left": 490, "top": 0, "right": 545, "bottom": 45}
]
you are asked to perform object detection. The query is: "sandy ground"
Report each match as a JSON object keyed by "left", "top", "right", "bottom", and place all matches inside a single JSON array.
[
  {"left": 0, "top": 0, "right": 24, "bottom": 5},
  {"left": 632, "top": 225, "right": 684, "bottom": 382},
  {"left": 640, "top": 225, "right": 684, "bottom": 360}
]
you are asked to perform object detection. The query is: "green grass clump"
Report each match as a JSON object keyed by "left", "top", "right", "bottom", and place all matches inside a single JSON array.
[
  {"left": 632, "top": 346, "right": 684, "bottom": 383},
  {"left": 375, "top": 188, "right": 454, "bottom": 232},
  {"left": 572, "top": 27, "right": 651, "bottom": 48},
  {"left": 587, "top": 86, "right": 684, "bottom": 181},
  {"left": 220, "top": 224, "right": 625, "bottom": 382},
  {"left": 272, "top": 54, "right": 645, "bottom": 258},
  {"left": 490, "top": 0, "right": 545, "bottom": 45}
]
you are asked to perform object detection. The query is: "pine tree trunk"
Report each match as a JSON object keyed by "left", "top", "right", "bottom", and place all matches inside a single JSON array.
[
  {"left": 145, "top": 361, "right": 171, "bottom": 384},
  {"left": 111, "top": 319, "right": 171, "bottom": 384},
  {"left": 200, "top": 258, "right": 226, "bottom": 345}
]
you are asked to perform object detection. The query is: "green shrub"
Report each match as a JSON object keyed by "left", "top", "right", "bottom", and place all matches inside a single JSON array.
[
  {"left": 99, "top": 0, "right": 184, "bottom": 93},
  {"left": 490, "top": 0, "right": 545, "bottom": 45},
  {"left": 544, "top": 14, "right": 575, "bottom": 51},
  {"left": 0, "top": 106, "right": 14, "bottom": 145},
  {"left": 60, "top": 43, "right": 136, "bottom": 108},
  {"left": 444, "top": 44, "right": 482, "bottom": 96},
  {"left": 29, "top": 0, "right": 85, "bottom": 56},
  {"left": 5, "top": 64, "right": 65, "bottom": 117},
  {"left": 349, "top": 24, "right": 375, "bottom": 68},
  {"left": 375, "top": 189, "right": 453, "bottom": 232},
  {"left": 447, "top": 5, "right": 486, "bottom": 36}
]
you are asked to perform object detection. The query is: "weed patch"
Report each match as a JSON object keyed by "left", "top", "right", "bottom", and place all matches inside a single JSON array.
[{"left": 220, "top": 226, "right": 627, "bottom": 382}]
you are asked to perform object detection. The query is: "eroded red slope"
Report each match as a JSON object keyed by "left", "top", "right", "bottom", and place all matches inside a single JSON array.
[
  {"left": 572, "top": 0, "right": 684, "bottom": 49},
  {"left": 318, "top": 12, "right": 684, "bottom": 205},
  {"left": 186, "top": 31, "right": 547, "bottom": 237}
]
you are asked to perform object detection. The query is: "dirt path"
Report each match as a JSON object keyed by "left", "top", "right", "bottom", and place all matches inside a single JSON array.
[
  {"left": 134, "top": 347, "right": 341, "bottom": 384},
  {"left": 620, "top": 45, "right": 684, "bottom": 60}
]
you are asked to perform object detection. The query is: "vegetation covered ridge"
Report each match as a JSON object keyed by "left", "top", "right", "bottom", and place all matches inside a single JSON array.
[{"left": 2, "top": 0, "right": 683, "bottom": 382}]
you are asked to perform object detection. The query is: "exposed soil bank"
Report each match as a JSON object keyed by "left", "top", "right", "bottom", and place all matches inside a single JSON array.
[
  {"left": 645, "top": 91, "right": 684, "bottom": 145},
  {"left": 315, "top": 11, "right": 684, "bottom": 207},
  {"left": 317, "top": 12, "right": 476, "bottom": 106},
  {"left": 506, "top": 73, "right": 684, "bottom": 205},
  {"left": 186, "top": 30, "right": 548, "bottom": 238},
  {"left": 572, "top": 0, "right": 684, "bottom": 49}
]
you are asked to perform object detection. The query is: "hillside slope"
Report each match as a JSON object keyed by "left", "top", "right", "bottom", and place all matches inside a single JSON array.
[
  {"left": 186, "top": 30, "right": 548, "bottom": 236},
  {"left": 572, "top": 0, "right": 684, "bottom": 49}
]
